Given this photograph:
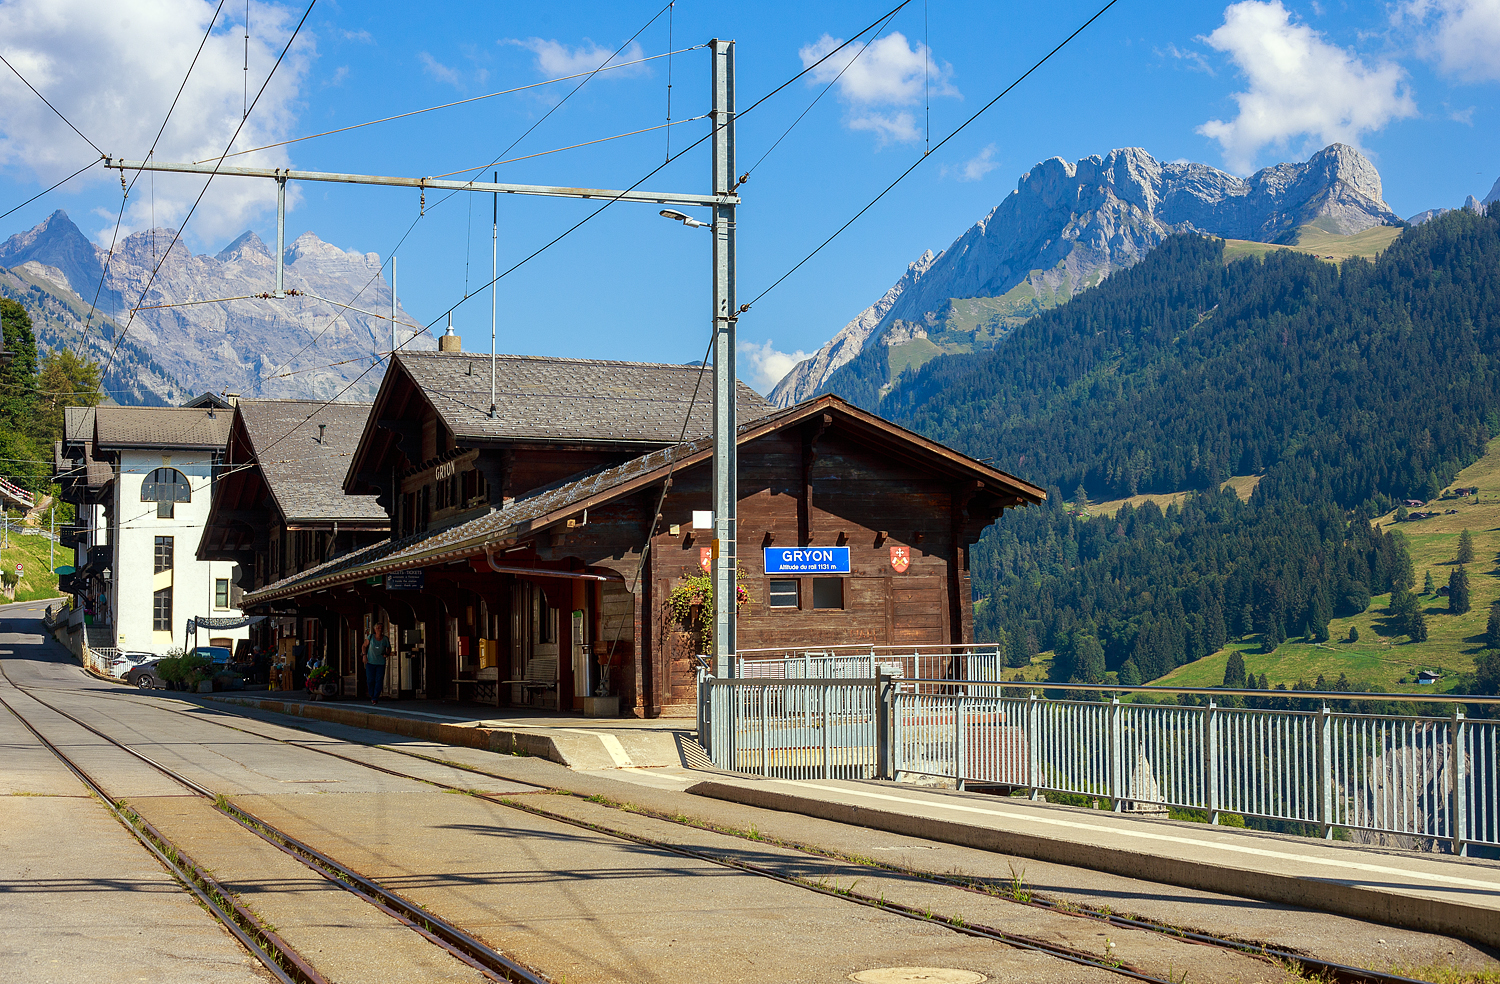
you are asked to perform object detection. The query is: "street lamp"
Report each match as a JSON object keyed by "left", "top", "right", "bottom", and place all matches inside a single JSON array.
[{"left": 659, "top": 208, "right": 708, "bottom": 229}]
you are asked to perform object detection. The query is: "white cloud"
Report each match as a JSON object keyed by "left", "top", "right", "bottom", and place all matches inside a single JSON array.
[
  {"left": 849, "top": 111, "right": 921, "bottom": 145},
  {"left": 798, "top": 31, "right": 957, "bottom": 144},
  {"left": 942, "top": 144, "right": 998, "bottom": 182},
  {"left": 738, "top": 339, "right": 810, "bottom": 394},
  {"left": 1196, "top": 1, "right": 1415, "bottom": 173},
  {"left": 340, "top": 29, "right": 374, "bottom": 44},
  {"left": 418, "top": 51, "right": 463, "bottom": 87},
  {"left": 1395, "top": 0, "right": 1500, "bottom": 82},
  {"left": 0, "top": 0, "right": 312, "bottom": 244},
  {"left": 505, "top": 38, "right": 647, "bottom": 80}
]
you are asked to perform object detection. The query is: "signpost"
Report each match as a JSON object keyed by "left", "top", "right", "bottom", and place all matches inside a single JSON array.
[
  {"left": 763, "top": 547, "right": 851, "bottom": 574},
  {"left": 385, "top": 570, "right": 425, "bottom": 591}
]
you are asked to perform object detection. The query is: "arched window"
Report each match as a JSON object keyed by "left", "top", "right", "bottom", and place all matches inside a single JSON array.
[{"left": 142, "top": 468, "right": 190, "bottom": 518}]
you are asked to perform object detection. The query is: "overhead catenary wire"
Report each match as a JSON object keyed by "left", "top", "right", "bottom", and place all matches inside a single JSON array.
[
  {"left": 741, "top": 0, "right": 1122, "bottom": 313},
  {"left": 157, "top": 3, "right": 918, "bottom": 478},
  {"left": 427, "top": 115, "right": 710, "bottom": 179},
  {"left": 101, "top": 0, "right": 318, "bottom": 380},
  {"left": 736, "top": 4, "right": 906, "bottom": 187},
  {"left": 76, "top": 0, "right": 231, "bottom": 354},
  {"left": 206, "top": 44, "right": 708, "bottom": 165},
  {"left": 258, "top": 1, "right": 681, "bottom": 391},
  {"left": 0, "top": 53, "right": 105, "bottom": 157},
  {"left": 256, "top": 2, "right": 918, "bottom": 400},
  {"left": 0, "top": 159, "right": 99, "bottom": 223}
]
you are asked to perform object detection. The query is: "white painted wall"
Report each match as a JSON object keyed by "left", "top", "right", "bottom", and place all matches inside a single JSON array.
[{"left": 107, "top": 450, "right": 246, "bottom": 655}]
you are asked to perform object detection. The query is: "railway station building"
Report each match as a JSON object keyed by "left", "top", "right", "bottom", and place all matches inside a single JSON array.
[
  {"left": 197, "top": 399, "right": 391, "bottom": 685},
  {"left": 233, "top": 346, "right": 1042, "bottom": 716}
]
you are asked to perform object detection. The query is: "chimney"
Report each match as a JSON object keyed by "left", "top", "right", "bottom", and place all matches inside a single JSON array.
[
  {"left": 439, "top": 313, "right": 461, "bottom": 353},
  {"left": 222, "top": 391, "right": 240, "bottom": 407},
  {"left": 317, "top": 423, "right": 326, "bottom": 444}
]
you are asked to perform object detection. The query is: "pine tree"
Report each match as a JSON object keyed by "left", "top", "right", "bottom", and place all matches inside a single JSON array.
[
  {"left": 1071, "top": 632, "right": 1106, "bottom": 684},
  {"left": 0, "top": 299, "right": 39, "bottom": 430},
  {"left": 31, "top": 348, "right": 102, "bottom": 444},
  {"left": 1347, "top": 625, "right": 1360, "bottom": 643},
  {"left": 1409, "top": 607, "right": 1429, "bottom": 642},
  {"left": 1005, "top": 626, "right": 1030, "bottom": 668},
  {"left": 1117, "top": 660, "right": 1142, "bottom": 686},
  {"left": 1222, "top": 649, "right": 1247, "bottom": 689},
  {"left": 1423, "top": 570, "right": 1435, "bottom": 595},
  {"left": 1256, "top": 672, "right": 1270, "bottom": 690},
  {"left": 1450, "top": 565, "right": 1472, "bottom": 615},
  {"left": 1486, "top": 601, "right": 1500, "bottom": 650},
  {"left": 1458, "top": 528, "right": 1475, "bottom": 564}
]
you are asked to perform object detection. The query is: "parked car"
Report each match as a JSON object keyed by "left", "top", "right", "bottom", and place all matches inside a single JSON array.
[
  {"left": 124, "top": 658, "right": 165, "bottom": 688},
  {"left": 190, "top": 646, "right": 233, "bottom": 666},
  {"left": 106, "top": 650, "right": 158, "bottom": 680}
]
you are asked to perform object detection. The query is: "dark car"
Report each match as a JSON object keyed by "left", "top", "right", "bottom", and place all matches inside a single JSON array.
[
  {"left": 190, "top": 645, "right": 233, "bottom": 665},
  {"left": 124, "top": 658, "right": 165, "bottom": 688}
]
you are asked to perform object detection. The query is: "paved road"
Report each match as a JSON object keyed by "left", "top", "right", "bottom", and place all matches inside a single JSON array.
[{"left": 4, "top": 602, "right": 1497, "bottom": 983}]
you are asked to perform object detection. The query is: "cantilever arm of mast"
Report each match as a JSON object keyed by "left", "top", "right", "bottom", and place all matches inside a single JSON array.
[{"left": 103, "top": 158, "right": 736, "bottom": 208}]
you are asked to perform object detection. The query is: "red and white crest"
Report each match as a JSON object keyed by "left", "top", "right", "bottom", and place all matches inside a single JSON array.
[
  {"left": 890, "top": 545, "right": 910, "bottom": 573},
  {"left": 699, "top": 547, "right": 712, "bottom": 573}
]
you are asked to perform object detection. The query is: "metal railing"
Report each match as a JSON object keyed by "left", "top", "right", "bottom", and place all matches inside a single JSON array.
[
  {"left": 699, "top": 673, "right": 1500, "bottom": 854},
  {"left": 83, "top": 644, "right": 118, "bottom": 677},
  {"left": 736, "top": 645, "right": 1006, "bottom": 693},
  {"left": 699, "top": 674, "right": 880, "bottom": 780}
]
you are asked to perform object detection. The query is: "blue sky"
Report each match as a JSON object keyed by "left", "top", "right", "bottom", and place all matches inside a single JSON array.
[{"left": 1, "top": 0, "right": 1496, "bottom": 392}]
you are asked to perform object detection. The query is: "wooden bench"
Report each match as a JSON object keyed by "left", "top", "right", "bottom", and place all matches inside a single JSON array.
[
  {"left": 502, "top": 656, "right": 557, "bottom": 707},
  {"left": 451, "top": 666, "right": 500, "bottom": 706}
]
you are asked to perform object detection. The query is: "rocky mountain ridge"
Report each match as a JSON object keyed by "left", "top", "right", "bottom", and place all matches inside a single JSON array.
[
  {"left": 770, "top": 143, "right": 1403, "bottom": 408},
  {"left": 0, "top": 210, "right": 432, "bottom": 404}
]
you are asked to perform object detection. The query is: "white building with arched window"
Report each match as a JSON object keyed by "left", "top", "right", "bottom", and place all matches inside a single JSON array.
[{"left": 83, "top": 406, "right": 248, "bottom": 656}]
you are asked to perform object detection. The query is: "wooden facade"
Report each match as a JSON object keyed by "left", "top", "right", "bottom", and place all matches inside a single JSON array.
[{"left": 241, "top": 352, "right": 1043, "bottom": 716}]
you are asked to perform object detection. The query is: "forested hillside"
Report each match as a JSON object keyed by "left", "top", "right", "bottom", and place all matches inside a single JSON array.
[{"left": 876, "top": 207, "right": 1500, "bottom": 686}]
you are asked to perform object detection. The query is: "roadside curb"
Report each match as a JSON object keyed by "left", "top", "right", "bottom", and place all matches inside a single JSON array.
[
  {"left": 201, "top": 695, "right": 637, "bottom": 770},
  {"left": 686, "top": 779, "right": 1500, "bottom": 949}
]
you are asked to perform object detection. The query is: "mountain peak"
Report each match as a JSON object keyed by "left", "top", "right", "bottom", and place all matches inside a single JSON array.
[
  {"left": 770, "top": 143, "right": 1402, "bottom": 407},
  {"left": 216, "top": 230, "right": 269, "bottom": 261},
  {"left": 0, "top": 208, "right": 104, "bottom": 298}
]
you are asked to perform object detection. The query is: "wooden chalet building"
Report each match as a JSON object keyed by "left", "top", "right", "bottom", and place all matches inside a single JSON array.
[
  {"left": 240, "top": 347, "right": 1043, "bottom": 716},
  {"left": 198, "top": 400, "right": 390, "bottom": 686}
]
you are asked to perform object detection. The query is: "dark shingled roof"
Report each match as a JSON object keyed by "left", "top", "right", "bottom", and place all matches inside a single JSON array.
[
  {"left": 246, "top": 396, "right": 1047, "bottom": 605},
  {"left": 236, "top": 400, "right": 386, "bottom": 523},
  {"left": 63, "top": 406, "right": 95, "bottom": 446},
  {"left": 396, "top": 351, "right": 775, "bottom": 445},
  {"left": 94, "top": 406, "right": 232, "bottom": 450}
]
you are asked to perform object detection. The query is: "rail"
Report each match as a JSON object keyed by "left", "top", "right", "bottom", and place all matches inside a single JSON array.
[
  {"left": 698, "top": 674, "right": 1500, "bottom": 855},
  {"left": 735, "top": 645, "right": 1005, "bottom": 692}
]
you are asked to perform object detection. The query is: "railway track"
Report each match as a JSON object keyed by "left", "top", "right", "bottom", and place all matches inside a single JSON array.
[
  {"left": 0, "top": 673, "right": 549, "bottom": 984},
  {"left": 54, "top": 677, "right": 1441, "bottom": 984}
]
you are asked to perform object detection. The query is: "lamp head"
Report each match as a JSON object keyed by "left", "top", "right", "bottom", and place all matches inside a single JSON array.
[{"left": 659, "top": 209, "right": 707, "bottom": 229}]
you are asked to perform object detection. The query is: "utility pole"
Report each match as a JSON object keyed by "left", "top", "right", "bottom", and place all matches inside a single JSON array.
[
  {"left": 274, "top": 175, "right": 287, "bottom": 297},
  {"left": 490, "top": 171, "right": 498, "bottom": 418},
  {"left": 105, "top": 50, "right": 743, "bottom": 673},
  {"left": 710, "top": 39, "right": 737, "bottom": 678}
]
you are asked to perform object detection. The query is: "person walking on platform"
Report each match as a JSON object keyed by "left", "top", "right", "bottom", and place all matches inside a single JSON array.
[{"left": 362, "top": 622, "right": 390, "bottom": 704}]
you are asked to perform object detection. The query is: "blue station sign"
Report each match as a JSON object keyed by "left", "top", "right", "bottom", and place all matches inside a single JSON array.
[{"left": 764, "top": 546, "right": 851, "bottom": 574}]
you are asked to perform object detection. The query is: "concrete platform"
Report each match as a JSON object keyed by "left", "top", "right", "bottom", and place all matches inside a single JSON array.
[
  {"left": 199, "top": 690, "right": 693, "bottom": 770},
  {"left": 688, "top": 775, "right": 1500, "bottom": 950}
]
